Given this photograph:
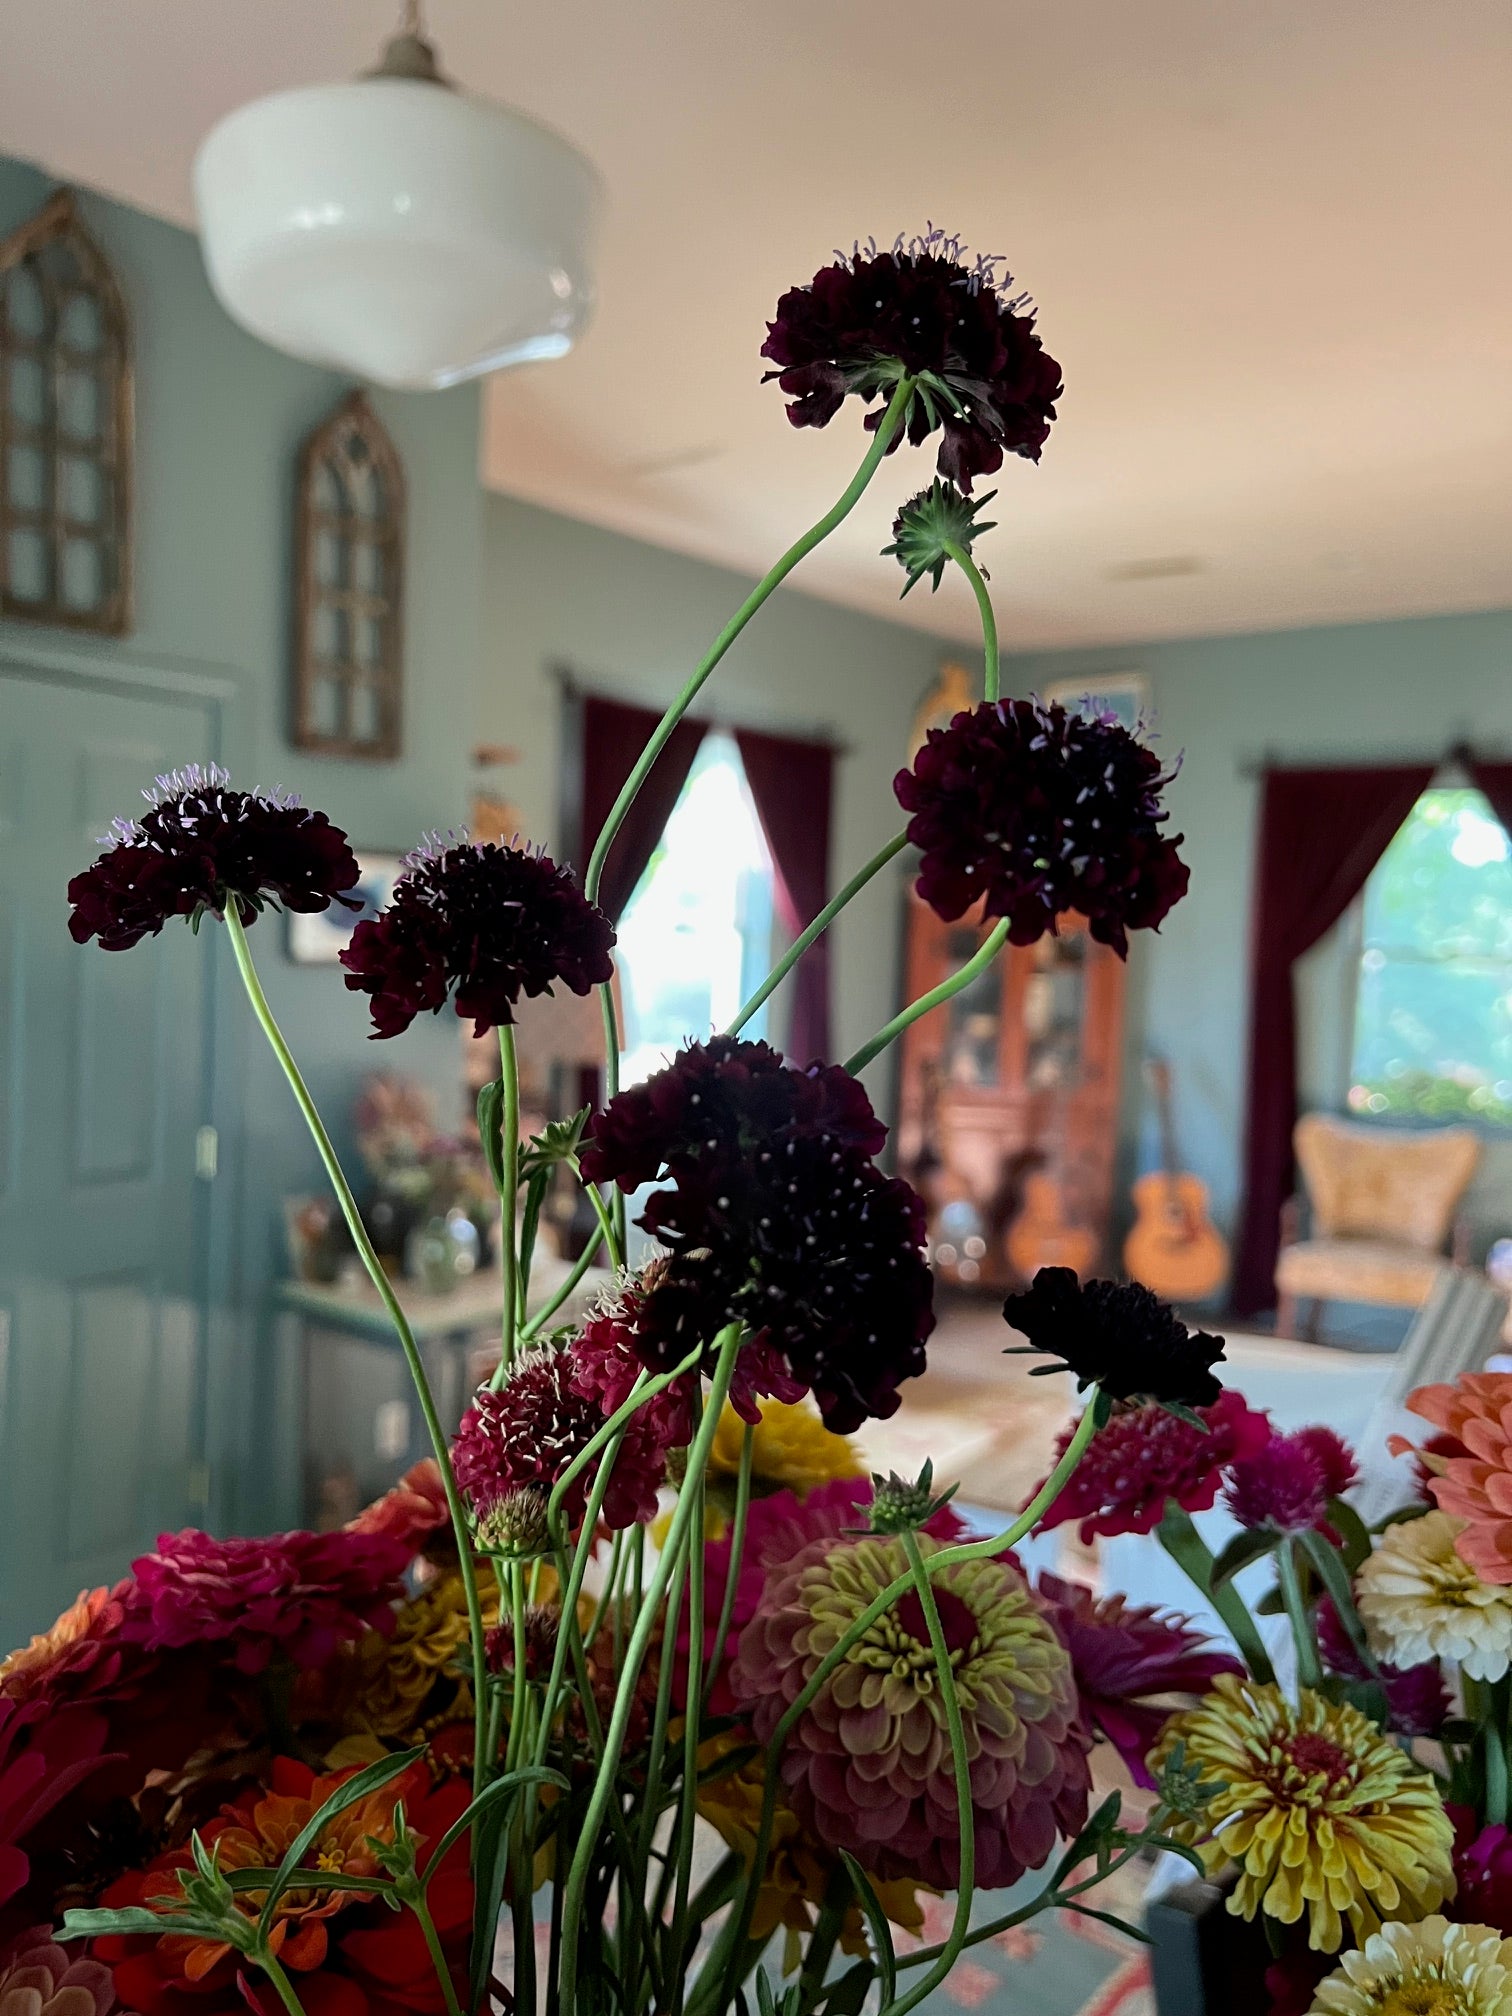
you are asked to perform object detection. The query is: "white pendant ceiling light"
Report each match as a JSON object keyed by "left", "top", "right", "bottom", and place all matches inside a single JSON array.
[{"left": 192, "top": 3, "right": 600, "bottom": 390}]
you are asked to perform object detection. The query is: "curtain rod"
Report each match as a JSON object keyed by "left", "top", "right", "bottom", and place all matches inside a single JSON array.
[
  {"left": 549, "top": 663, "right": 855, "bottom": 758},
  {"left": 1235, "top": 739, "right": 1492, "bottom": 780}
]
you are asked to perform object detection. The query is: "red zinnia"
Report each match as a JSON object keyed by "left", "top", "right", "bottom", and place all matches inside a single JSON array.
[
  {"left": 1034, "top": 1389, "right": 1272, "bottom": 1543},
  {"left": 1224, "top": 1426, "right": 1357, "bottom": 1537}
]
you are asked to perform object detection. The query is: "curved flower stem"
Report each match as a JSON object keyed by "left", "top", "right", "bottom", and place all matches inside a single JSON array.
[
  {"left": 256, "top": 1946, "right": 313, "bottom": 2016},
  {"left": 586, "top": 1180, "right": 624, "bottom": 1273},
  {"left": 943, "top": 538, "right": 999, "bottom": 703},
  {"left": 846, "top": 918, "right": 1012, "bottom": 1073},
  {"left": 409, "top": 1889, "right": 466, "bottom": 2016},
  {"left": 519, "top": 1228, "right": 608, "bottom": 1344},
  {"left": 716, "top": 1397, "right": 1103, "bottom": 2009},
  {"left": 495, "top": 1024, "right": 520, "bottom": 1381},
  {"left": 221, "top": 908, "right": 491, "bottom": 1806},
  {"left": 584, "top": 378, "right": 918, "bottom": 914},
  {"left": 669, "top": 1424, "right": 710, "bottom": 2011},
  {"left": 1277, "top": 1537, "right": 1321, "bottom": 1690},
  {"left": 726, "top": 832, "right": 909, "bottom": 1043},
  {"left": 558, "top": 1325, "right": 743, "bottom": 2016},
  {"left": 881, "top": 1531, "right": 974, "bottom": 2016}
]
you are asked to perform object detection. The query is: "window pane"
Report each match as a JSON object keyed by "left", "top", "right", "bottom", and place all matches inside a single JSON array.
[{"left": 1362, "top": 788, "right": 1512, "bottom": 960}]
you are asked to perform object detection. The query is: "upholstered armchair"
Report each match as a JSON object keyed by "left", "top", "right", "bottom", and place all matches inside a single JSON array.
[{"left": 1274, "top": 1114, "right": 1480, "bottom": 1339}]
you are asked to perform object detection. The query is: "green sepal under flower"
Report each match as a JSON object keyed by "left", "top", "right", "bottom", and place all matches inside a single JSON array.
[{"left": 882, "top": 481, "right": 997, "bottom": 597}]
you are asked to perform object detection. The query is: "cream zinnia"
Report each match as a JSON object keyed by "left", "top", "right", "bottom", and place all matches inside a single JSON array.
[
  {"left": 1310, "top": 1916, "right": 1512, "bottom": 2016},
  {"left": 1356, "top": 1510, "right": 1512, "bottom": 1683}
]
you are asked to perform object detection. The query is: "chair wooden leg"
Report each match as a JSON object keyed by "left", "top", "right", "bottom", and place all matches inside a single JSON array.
[
  {"left": 1276, "top": 1290, "right": 1297, "bottom": 1339},
  {"left": 1304, "top": 1298, "right": 1324, "bottom": 1343}
]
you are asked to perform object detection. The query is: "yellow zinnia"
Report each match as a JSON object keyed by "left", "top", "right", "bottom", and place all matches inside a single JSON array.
[
  {"left": 702, "top": 1399, "right": 861, "bottom": 1536},
  {"left": 1310, "top": 1916, "right": 1512, "bottom": 2016},
  {"left": 1150, "top": 1674, "right": 1455, "bottom": 1953}
]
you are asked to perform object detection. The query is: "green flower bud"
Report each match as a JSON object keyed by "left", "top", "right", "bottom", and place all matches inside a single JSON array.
[{"left": 881, "top": 481, "right": 997, "bottom": 597}]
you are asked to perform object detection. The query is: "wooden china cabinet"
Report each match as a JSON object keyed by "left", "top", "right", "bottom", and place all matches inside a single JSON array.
[{"left": 893, "top": 895, "right": 1126, "bottom": 1291}]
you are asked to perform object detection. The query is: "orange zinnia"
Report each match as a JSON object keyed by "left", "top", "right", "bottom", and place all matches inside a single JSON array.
[{"left": 1404, "top": 1372, "right": 1512, "bottom": 1583}]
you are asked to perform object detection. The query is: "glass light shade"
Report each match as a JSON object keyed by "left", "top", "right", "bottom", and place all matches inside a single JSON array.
[{"left": 193, "top": 78, "right": 600, "bottom": 389}]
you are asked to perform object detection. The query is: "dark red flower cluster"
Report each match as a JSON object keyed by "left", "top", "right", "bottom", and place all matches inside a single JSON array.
[
  {"left": 67, "top": 766, "right": 360, "bottom": 950},
  {"left": 123, "top": 1527, "right": 410, "bottom": 1674},
  {"left": 1315, "top": 1597, "right": 1448, "bottom": 1739},
  {"left": 341, "top": 837, "right": 615, "bottom": 1038},
  {"left": 567, "top": 1276, "right": 698, "bottom": 1451},
  {"left": 1450, "top": 1806, "right": 1512, "bottom": 1936},
  {"left": 0, "top": 1696, "right": 114, "bottom": 1908},
  {"left": 451, "top": 1344, "right": 671, "bottom": 1533},
  {"left": 1003, "top": 1267, "right": 1225, "bottom": 1409},
  {"left": 894, "top": 699, "right": 1189, "bottom": 956},
  {"left": 1035, "top": 1573, "right": 1241, "bottom": 1790},
  {"left": 1224, "top": 1425, "right": 1357, "bottom": 1535},
  {"left": 1035, "top": 1389, "right": 1272, "bottom": 1543},
  {"left": 761, "top": 229, "right": 1062, "bottom": 493},
  {"left": 584, "top": 1040, "right": 933, "bottom": 1433}
]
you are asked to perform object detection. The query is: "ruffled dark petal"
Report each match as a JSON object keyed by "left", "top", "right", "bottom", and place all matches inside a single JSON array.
[
  {"left": 341, "top": 838, "right": 615, "bottom": 1039},
  {"left": 1003, "top": 1267, "right": 1225, "bottom": 1408}
]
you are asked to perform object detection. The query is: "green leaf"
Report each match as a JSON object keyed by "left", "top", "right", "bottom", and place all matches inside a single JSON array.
[
  {"left": 839, "top": 1853, "right": 897, "bottom": 2009},
  {"left": 1156, "top": 1503, "right": 1276, "bottom": 1685},
  {"left": 257, "top": 1746, "right": 423, "bottom": 1935},
  {"left": 1328, "top": 1497, "right": 1373, "bottom": 1572},
  {"left": 1209, "top": 1526, "right": 1280, "bottom": 1590},
  {"left": 226, "top": 1868, "right": 395, "bottom": 1897},
  {"left": 818, "top": 1959, "right": 875, "bottom": 2016},
  {"left": 421, "top": 1764, "right": 569, "bottom": 1885},
  {"left": 1299, "top": 1530, "right": 1379, "bottom": 1678},
  {"left": 1063, "top": 1903, "right": 1152, "bottom": 1945},
  {"left": 476, "top": 1080, "right": 507, "bottom": 1194},
  {"left": 1144, "top": 1834, "right": 1209, "bottom": 1880},
  {"left": 60, "top": 1906, "right": 228, "bottom": 1941},
  {"left": 1046, "top": 1791, "right": 1123, "bottom": 1891}
]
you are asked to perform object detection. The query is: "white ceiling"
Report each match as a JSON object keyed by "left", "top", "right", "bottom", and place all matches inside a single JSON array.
[{"left": 4, "top": 0, "right": 1511, "bottom": 649}]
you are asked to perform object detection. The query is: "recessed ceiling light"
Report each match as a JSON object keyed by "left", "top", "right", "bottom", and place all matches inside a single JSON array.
[{"left": 1104, "top": 555, "right": 1206, "bottom": 582}]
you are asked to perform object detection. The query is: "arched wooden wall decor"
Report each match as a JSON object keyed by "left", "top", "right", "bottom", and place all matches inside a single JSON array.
[
  {"left": 292, "top": 390, "right": 405, "bottom": 759},
  {"left": 0, "top": 188, "right": 133, "bottom": 634}
]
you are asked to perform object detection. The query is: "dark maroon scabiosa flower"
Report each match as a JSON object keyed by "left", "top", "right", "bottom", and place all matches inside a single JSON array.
[
  {"left": 1315, "top": 1596, "right": 1448, "bottom": 1739},
  {"left": 567, "top": 1272, "right": 698, "bottom": 1450},
  {"left": 122, "top": 1526, "right": 409, "bottom": 1673},
  {"left": 582, "top": 1041, "right": 933, "bottom": 1432},
  {"left": 341, "top": 835, "right": 615, "bottom": 1039},
  {"left": 761, "top": 228, "right": 1062, "bottom": 494},
  {"left": 67, "top": 764, "right": 361, "bottom": 951},
  {"left": 451, "top": 1345, "right": 669, "bottom": 1534},
  {"left": 1035, "top": 1573, "right": 1241, "bottom": 1789},
  {"left": 1224, "top": 1425, "right": 1358, "bottom": 1535},
  {"left": 580, "top": 1035, "right": 884, "bottom": 1191},
  {"left": 1034, "top": 1389, "right": 1273, "bottom": 1543},
  {"left": 1003, "top": 1267, "right": 1225, "bottom": 1409},
  {"left": 894, "top": 698, "right": 1189, "bottom": 957}
]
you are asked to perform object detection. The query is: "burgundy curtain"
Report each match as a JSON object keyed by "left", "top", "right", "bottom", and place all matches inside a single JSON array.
[
  {"left": 734, "top": 725, "right": 835, "bottom": 1063},
  {"left": 576, "top": 694, "right": 707, "bottom": 923},
  {"left": 1232, "top": 763, "right": 1435, "bottom": 1315}
]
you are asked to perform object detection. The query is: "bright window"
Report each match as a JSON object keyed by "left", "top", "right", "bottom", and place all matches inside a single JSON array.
[
  {"left": 1348, "top": 787, "right": 1512, "bottom": 1126},
  {"left": 614, "top": 731, "right": 777, "bottom": 1086}
]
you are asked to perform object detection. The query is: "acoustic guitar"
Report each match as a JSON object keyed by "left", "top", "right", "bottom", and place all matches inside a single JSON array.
[
  {"left": 1006, "top": 1166, "right": 1098, "bottom": 1283},
  {"left": 1123, "top": 1059, "right": 1229, "bottom": 1302}
]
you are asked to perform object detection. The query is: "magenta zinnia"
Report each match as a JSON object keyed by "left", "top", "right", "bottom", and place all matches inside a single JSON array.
[
  {"left": 1035, "top": 1389, "right": 1273, "bottom": 1542},
  {"left": 761, "top": 228, "right": 1062, "bottom": 494},
  {"left": 123, "top": 1526, "right": 409, "bottom": 1673},
  {"left": 894, "top": 699, "right": 1189, "bottom": 956},
  {"left": 1225, "top": 1425, "right": 1357, "bottom": 1536},
  {"left": 731, "top": 1530, "right": 1089, "bottom": 1890},
  {"left": 67, "top": 765, "right": 360, "bottom": 950},
  {"left": 1035, "top": 1573, "right": 1240, "bottom": 1789},
  {"left": 341, "top": 836, "right": 615, "bottom": 1038}
]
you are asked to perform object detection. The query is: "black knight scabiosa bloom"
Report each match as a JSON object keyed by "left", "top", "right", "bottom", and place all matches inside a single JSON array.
[
  {"left": 1003, "top": 1267, "right": 1226, "bottom": 1409},
  {"left": 583, "top": 1040, "right": 933, "bottom": 1433},
  {"left": 67, "top": 765, "right": 361, "bottom": 950},
  {"left": 894, "top": 697, "right": 1190, "bottom": 955},
  {"left": 761, "top": 227, "right": 1063, "bottom": 494},
  {"left": 341, "top": 835, "right": 615, "bottom": 1038}
]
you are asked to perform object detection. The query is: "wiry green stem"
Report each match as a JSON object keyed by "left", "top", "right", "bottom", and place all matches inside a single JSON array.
[
  {"left": 943, "top": 537, "right": 999, "bottom": 702},
  {"left": 493, "top": 1023, "right": 520, "bottom": 1384},
  {"left": 846, "top": 919, "right": 1011, "bottom": 1073},
  {"left": 222, "top": 909, "right": 490, "bottom": 1806}
]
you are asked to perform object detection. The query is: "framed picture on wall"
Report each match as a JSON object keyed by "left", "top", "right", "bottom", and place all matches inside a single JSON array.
[
  {"left": 1041, "top": 671, "right": 1149, "bottom": 732},
  {"left": 286, "top": 851, "right": 403, "bottom": 964}
]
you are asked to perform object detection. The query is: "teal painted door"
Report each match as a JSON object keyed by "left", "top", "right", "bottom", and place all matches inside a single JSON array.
[{"left": 0, "top": 665, "right": 218, "bottom": 1641}]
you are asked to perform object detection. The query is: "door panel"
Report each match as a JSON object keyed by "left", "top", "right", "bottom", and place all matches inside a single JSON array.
[{"left": 0, "top": 667, "right": 218, "bottom": 1638}]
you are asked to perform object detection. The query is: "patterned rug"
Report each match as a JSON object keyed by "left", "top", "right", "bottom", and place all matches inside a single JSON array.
[{"left": 905, "top": 1888, "right": 1151, "bottom": 2016}]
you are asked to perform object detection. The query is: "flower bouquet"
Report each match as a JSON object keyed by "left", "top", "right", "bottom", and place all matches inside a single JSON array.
[{"left": 15, "top": 225, "right": 1504, "bottom": 2016}]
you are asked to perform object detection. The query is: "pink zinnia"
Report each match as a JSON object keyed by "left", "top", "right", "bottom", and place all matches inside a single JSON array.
[
  {"left": 731, "top": 1529, "right": 1089, "bottom": 1891},
  {"left": 1402, "top": 1373, "right": 1512, "bottom": 1583},
  {"left": 452, "top": 1345, "right": 667, "bottom": 1533},
  {"left": 125, "top": 1527, "right": 409, "bottom": 1674},
  {"left": 0, "top": 1926, "right": 122, "bottom": 2016},
  {"left": 1034, "top": 1389, "right": 1272, "bottom": 1542},
  {"left": 1035, "top": 1573, "right": 1240, "bottom": 1789},
  {"left": 1223, "top": 1424, "right": 1356, "bottom": 1536}
]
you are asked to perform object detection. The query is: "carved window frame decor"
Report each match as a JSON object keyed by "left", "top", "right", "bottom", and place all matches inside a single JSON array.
[
  {"left": 0, "top": 188, "right": 133, "bottom": 634},
  {"left": 292, "top": 390, "right": 405, "bottom": 760}
]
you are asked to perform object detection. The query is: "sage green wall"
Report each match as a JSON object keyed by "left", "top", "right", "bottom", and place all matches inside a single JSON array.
[
  {"left": 0, "top": 155, "right": 484, "bottom": 1524},
  {"left": 1011, "top": 609, "right": 1512, "bottom": 1263},
  {"left": 479, "top": 494, "right": 956, "bottom": 1110}
]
